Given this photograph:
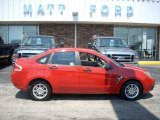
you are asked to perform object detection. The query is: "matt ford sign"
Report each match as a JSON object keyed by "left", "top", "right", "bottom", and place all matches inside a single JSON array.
[
  {"left": 24, "top": 4, "right": 65, "bottom": 16},
  {"left": 24, "top": 3, "right": 133, "bottom": 19},
  {"left": 0, "top": 0, "right": 160, "bottom": 24},
  {"left": 90, "top": 5, "right": 133, "bottom": 18}
]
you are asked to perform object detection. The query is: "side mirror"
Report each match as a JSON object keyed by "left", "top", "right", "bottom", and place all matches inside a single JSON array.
[
  {"left": 88, "top": 42, "right": 92, "bottom": 48},
  {"left": 105, "top": 63, "right": 112, "bottom": 70}
]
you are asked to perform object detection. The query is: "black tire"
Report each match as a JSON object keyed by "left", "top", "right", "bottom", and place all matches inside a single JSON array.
[
  {"left": 29, "top": 80, "right": 51, "bottom": 101},
  {"left": 120, "top": 81, "right": 143, "bottom": 101}
]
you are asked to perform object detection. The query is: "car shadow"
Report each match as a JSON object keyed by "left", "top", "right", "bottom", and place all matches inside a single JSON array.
[
  {"left": 110, "top": 97, "right": 158, "bottom": 119},
  {"left": 141, "top": 93, "right": 153, "bottom": 99},
  {"left": 16, "top": 90, "right": 121, "bottom": 101},
  {"left": 15, "top": 90, "right": 31, "bottom": 100},
  {"left": 0, "top": 63, "right": 11, "bottom": 71},
  {"left": 51, "top": 94, "right": 119, "bottom": 101},
  {"left": 16, "top": 90, "right": 153, "bottom": 101}
]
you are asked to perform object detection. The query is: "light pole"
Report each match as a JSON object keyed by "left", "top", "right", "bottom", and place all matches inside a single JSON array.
[
  {"left": 72, "top": 12, "right": 78, "bottom": 48},
  {"left": 74, "top": 23, "right": 77, "bottom": 48}
]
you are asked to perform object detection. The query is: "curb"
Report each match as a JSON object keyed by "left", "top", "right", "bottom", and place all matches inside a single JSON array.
[{"left": 138, "top": 61, "right": 160, "bottom": 65}]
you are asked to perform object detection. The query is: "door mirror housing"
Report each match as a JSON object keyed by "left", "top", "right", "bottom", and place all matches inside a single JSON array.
[{"left": 104, "top": 63, "right": 112, "bottom": 70}]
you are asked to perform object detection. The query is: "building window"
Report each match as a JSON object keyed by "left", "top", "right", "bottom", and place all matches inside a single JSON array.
[
  {"left": 0, "top": 25, "right": 38, "bottom": 44},
  {"left": 23, "top": 26, "right": 38, "bottom": 36},
  {"left": 114, "top": 26, "right": 156, "bottom": 60},
  {"left": 9, "top": 26, "right": 23, "bottom": 44},
  {"left": 0, "top": 25, "right": 8, "bottom": 44}
]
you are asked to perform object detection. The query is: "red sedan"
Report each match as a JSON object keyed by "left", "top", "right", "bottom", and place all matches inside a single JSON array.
[{"left": 11, "top": 48, "right": 155, "bottom": 101}]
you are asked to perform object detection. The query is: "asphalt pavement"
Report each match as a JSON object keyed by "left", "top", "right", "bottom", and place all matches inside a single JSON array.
[{"left": 0, "top": 64, "right": 160, "bottom": 120}]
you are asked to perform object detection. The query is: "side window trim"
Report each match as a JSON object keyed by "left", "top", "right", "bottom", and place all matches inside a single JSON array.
[
  {"left": 48, "top": 53, "right": 54, "bottom": 64},
  {"left": 75, "top": 51, "right": 81, "bottom": 66}
]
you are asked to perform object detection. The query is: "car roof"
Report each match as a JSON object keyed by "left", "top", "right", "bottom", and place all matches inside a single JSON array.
[
  {"left": 97, "top": 36, "right": 121, "bottom": 39},
  {"left": 47, "top": 48, "right": 97, "bottom": 53},
  {"left": 32, "top": 48, "right": 100, "bottom": 61},
  {"left": 28, "top": 35, "right": 54, "bottom": 38}
]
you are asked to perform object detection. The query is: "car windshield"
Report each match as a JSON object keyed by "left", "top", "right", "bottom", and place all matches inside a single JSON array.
[
  {"left": 22, "top": 36, "right": 55, "bottom": 46},
  {"left": 98, "top": 38, "right": 128, "bottom": 47}
]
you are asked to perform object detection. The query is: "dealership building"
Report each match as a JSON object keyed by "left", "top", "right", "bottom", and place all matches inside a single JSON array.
[{"left": 0, "top": 0, "right": 160, "bottom": 61}]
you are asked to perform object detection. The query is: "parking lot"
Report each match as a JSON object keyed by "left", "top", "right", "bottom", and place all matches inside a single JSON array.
[{"left": 0, "top": 64, "right": 160, "bottom": 120}]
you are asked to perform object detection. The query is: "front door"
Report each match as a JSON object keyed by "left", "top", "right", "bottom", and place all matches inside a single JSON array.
[{"left": 77, "top": 52, "right": 111, "bottom": 93}]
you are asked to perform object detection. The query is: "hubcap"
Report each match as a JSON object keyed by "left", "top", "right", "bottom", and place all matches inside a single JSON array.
[
  {"left": 33, "top": 83, "right": 48, "bottom": 99},
  {"left": 125, "top": 84, "right": 139, "bottom": 99}
]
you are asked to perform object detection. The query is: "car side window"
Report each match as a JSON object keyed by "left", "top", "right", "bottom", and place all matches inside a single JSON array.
[
  {"left": 52, "top": 52, "right": 76, "bottom": 65},
  {"left": 37, "top": 54, "right": 51, "bottom": 64},
  {"left": 79, "top": 52, "right": 106, "bottom": 68}
]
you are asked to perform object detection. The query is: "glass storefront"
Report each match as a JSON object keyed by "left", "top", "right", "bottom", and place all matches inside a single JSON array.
[
  {"left": 0, "top": 25, "right": 38, "bottom": 44},
  {"left": 114, "top": 26, "right": 156, "bottom": 60},
  {"left": 0, "top": 25, "right": 8, "bottom": 44}
]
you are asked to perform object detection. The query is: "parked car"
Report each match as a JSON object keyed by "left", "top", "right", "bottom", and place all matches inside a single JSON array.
[
  {"left": 10, "top": 39, "right": 22, "bottom": 45},
  {"left": 12, "top": 35, "right": 57, "bottom": 64},
  {"left": 88, "top": 36, "right": 138, "bottom": 65},
  {"left": 11, "top": 48, "right": 155, "bottom": 101},
  {"left": 0, "top": 36, "right": 19, "bottom": 64}
]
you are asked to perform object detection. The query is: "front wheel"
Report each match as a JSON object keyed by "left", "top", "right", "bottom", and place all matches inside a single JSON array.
[
  {"left": 120, "top": 81, "right": 143, "bottom": 101},
  {"left": 29, "top": 81, "right": 51, "bottom": 101}
]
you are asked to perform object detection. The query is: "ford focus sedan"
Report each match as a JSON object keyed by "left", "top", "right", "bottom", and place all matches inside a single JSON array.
[{"left": 11, "top": 48, "right": 155, "bottom": 101}]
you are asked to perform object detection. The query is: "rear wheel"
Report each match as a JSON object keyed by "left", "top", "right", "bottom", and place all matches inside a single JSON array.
[
  {"left": 120, "top": 81, "right": 142, "bottom": 101},
  {"left": 29, "top": 81, "right": 51, "bottom": 101}
]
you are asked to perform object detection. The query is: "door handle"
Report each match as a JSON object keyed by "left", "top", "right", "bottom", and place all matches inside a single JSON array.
[
  {"left": 83, "top": 68, "right": 92, "bottom": 72},
  {"left": 49, "top": 66, "right": 58, "bottom": 69}
]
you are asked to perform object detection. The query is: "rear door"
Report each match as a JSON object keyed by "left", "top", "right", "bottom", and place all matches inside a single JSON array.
[{"left": 44, "top": 51, "right": 79, "bottom": 93}]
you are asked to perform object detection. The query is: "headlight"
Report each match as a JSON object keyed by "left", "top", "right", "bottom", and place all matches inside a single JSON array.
[
  {"left": 12, "top": 53, "right": 19, "bottom": 63},
  {"left": 12, "top": 53, "right": 19, "bottom": 59},
  {"left": 145, "top": 72, "right": 151, "bottom": 77},
  {"left": 134, "top": 55, "right": 139, "bottom": 62},
  {"left": 135, "top": 55, "right": 138, "bottom": 59}
]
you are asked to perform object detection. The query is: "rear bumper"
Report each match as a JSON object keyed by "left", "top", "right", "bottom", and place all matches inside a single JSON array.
[{"left": 11, "top": 72, "right": 28, "bottom": 91}]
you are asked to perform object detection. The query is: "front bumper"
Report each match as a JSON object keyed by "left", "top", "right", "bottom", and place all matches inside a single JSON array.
[
  {"left": 121, "top": 62, "right": 139, "bottom": 66},
  {"left": 143, "top": 77, "right": 156, "bottom": 94}
]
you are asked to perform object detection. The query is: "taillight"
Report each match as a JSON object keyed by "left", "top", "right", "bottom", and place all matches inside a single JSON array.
[{"left": 14, "top": 63, "right": 22, "bottom": 71}]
